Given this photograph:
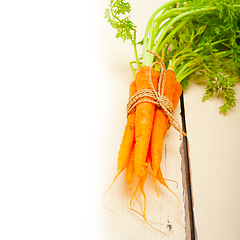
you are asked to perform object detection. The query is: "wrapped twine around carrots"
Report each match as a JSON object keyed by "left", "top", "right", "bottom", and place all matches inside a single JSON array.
[{"left": 127, "top": 50, "right": 186, "bottom": 140}]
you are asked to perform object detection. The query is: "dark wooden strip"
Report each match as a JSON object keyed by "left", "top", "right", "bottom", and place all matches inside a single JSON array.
[{"left": 180, "top": 94, "right": 197, "bottom": 240}]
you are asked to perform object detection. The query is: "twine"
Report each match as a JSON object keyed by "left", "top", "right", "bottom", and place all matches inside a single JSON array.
[{"left": 127, "top": 50, "right": 186, "bottom": 140}]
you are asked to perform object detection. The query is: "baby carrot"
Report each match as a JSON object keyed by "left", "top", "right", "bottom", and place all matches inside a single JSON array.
[
  {"left": 117, "top": 80, "right": 137, "bottom": 174},
  {"left": 163, "top": 80, "right": 182, "bottom": 138},
  {"left": 134, "top": 66, "right": 159, "bottom": 177},
  {"left": 139, "top": 168, "right": 148, "bottom": 218},
  {"left": 130, "top": 158, "right": 149, "bottom": 215},
  {"left": 172, "top": 81, "right": 182, "bottom": 110},
  {"left": 125, "top": 145, "right": 135, "bottom": 192},
  {"left": 102, "top": 80, "right": 137, "bottom": 201},
  {"left": 150, "top": 69, "right": 177, "bottom": 194}
]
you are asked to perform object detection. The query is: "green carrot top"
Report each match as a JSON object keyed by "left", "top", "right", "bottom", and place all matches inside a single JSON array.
[{"left": 105, "top": 0, "right": 240, "bottom": 114}]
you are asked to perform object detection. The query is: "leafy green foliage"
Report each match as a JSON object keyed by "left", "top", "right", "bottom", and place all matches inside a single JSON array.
[
  {"left": 202, "top": 74, "right": 237, "bottom": 114},
  {"left": 104, "top": 0, "right": 136, "bottom": 43},
  {"left": 180, "top": 76, "right": 190, "bottom": 91},
  {"left": 162, "top": 0, "right": 240, "bottom": 113},
  {"left": 105, "top": 0, "right": 240, "bottom": 113}
]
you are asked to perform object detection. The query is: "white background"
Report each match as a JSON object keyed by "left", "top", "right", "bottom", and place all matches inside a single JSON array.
[
  {"left": 0, "top": 0, "right": 171, "bottom": 239},
  {"left": 0, "top": 1, "right": 113, "bottom": 239}
]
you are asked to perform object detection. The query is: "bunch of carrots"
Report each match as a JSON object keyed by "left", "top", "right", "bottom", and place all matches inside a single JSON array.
[
  {"left": 103, "top": 52, "right": 185, "bottom": 233},
  {"left": 118, "top": 64, "right": 184, "bottom": 225},
  {"left": 104, "top": 0, "right": 240, "bottom": 233}
]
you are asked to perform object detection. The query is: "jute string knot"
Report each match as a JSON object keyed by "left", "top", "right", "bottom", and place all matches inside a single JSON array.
[{"left": 127, "top": 50, "right": 186, "bottom": 140}]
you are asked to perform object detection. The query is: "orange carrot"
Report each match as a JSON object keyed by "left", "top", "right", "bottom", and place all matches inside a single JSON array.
[
  {"left": 147, "top": 145, "right": 178, "bottom": 191},
  {"left": 130, "top": 158, "right": 149, "bottom": 214},
  {"left": 172, "top": 81, "right": 182, "bottom": 110},
  {"left": 125, "top": 145, "right": 135, "bottom": 192},
  {"left": 150, "top": 69, "right": 177, "bottom": 193},
  {"left": 117, "top": 80, "right": 137, "bottom": 174},
  {"left": 126, "top": 145, "right": 146, "bottom": 215},
  {"left": 130, "top": 157, "right": 168, "bottom": 235},
  {"left": 163, "top": 80, "right": 182, "bottom": 138},
  {"left": 139, "top": 168, "right": 148, "bottom": 217},
  {"left": 134, "top": 66, "right": 159, "bottom": 177},
  {"left": 102, "top": 80, "right": 137, "bottom": 202}
]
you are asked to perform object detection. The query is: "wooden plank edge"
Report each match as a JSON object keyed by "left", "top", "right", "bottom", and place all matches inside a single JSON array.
[{"left": 179, "top": 94, "right": 198, "bottom": 240}]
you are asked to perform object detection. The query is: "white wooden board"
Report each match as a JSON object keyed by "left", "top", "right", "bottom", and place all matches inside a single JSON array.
[{"left": 184, "top": 81, "right": 240, "bottom": 240}]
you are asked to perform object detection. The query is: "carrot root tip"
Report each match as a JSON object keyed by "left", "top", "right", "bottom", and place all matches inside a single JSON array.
[
  {"left": 129, "top": 206, "right": 167, "bottom": 235},
  {"left": 154, "top": 178, "right": 160, "bottom": 197},
  {"left": 101, "top": 171, "right": 122, "bottom": 213}
]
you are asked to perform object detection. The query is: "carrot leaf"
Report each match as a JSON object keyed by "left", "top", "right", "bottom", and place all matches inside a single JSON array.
[
  {"left": 104, "top": 0, "right": 136, "bottom": 43},
  {"left": 105, "top": 0, "right": 240, "bottom": 113}
]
